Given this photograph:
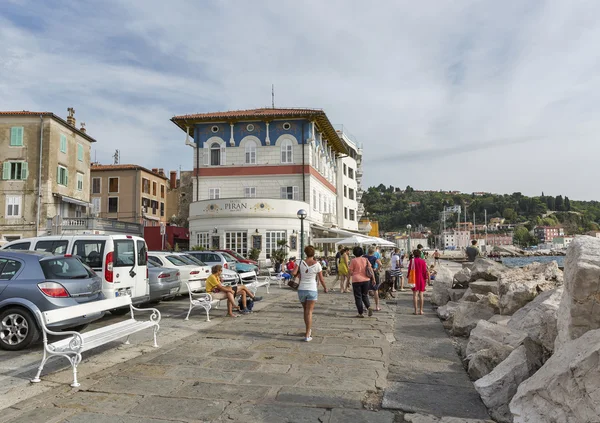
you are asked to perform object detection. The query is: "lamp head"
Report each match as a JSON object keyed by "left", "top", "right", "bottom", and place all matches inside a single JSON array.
[{"left": 297, "top": 209, "right": 307, "bottom": 220}]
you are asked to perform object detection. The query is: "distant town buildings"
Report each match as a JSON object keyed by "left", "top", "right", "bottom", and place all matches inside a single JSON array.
[{"left": 534, "top": 226, "right": 564, "bottom": 243}]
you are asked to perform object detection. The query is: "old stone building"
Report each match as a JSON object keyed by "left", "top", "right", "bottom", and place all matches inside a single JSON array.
[{"left": 0, "top": 109, "right": 95, "bottom": 242}]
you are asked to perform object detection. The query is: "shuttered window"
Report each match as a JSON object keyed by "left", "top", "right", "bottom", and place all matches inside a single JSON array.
[
  {"left": 57, "top": 165, "right": 68, "bottom": 186},
  {"left": 77, "top": 144, "right": 84, "bottom": 161},
  {"left": 2, "top": 162, "right": 28, "bottom": 180},
  {"left": 10, "top": 127, "right": 24, "bottom": 146},
  {"left": 60, "top": 134, "right": 67, "bottom": 153}
]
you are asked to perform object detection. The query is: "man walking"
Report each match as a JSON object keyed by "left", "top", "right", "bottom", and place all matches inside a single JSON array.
[
  {"left": 433, "top": 249, "right": 441, "bottom": 265},
  {"left": 390, "top": 248, "right": 404, "bottom": 292}
]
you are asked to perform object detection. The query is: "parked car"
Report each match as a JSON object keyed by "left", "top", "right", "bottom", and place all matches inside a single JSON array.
[
  {"left": 0, "top": 251, "right": 104, "bottom": 351},
  {"left": 177, "top": 253, "right": 239, "bottom": 286},
  {"left": 184, "top": 251, "right": 237, "bottom": 272},
  {"left": 147, "top": 252, "right": 205, "bottom": 294},
  {"left": 147, "top": 262, "right": 181, "bottom": 302},
  {"left": 1, "top": 235, "right": 150, "bottom": 305},
  {"left": 218, "top": 249, "right": 258, "bottom": 266}
]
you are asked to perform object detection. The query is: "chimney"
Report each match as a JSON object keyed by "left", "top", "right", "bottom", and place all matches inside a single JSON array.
[
  {"left": 151, "top": 168, "right": 158, "bottom": 173},
  {"left": 67, "top": 107, "right": 76, "bottom": 127},
  {"left": 80, "top": 122, "right": 86, "bottom": 133},
  {"left": 170, "top": 171, "right": 177, "bottom": 189},
  {"left": 158, "top": 168, "right": 164, "bottom": 176}
]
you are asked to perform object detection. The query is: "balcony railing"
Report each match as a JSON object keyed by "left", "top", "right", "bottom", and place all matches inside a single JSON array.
[
  {"left": 46, "top": 217, "right": 144, "bottom": 236},
  {"left": 322, "top": 213, "right": 336, "bottom": 227}
]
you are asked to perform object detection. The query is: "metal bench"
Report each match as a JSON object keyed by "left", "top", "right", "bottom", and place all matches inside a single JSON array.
[
  {"left": 185, "top": 280, "right": 221, "bottom": 322},
  {"left": 241, "top": 271, "right": 270, "bottom": 294},
  {"left": 32, "top": 296, "right": 160, "bottom": 387},
  {"left": 262, "top": 268, "right": 286, "bottom": 289}
]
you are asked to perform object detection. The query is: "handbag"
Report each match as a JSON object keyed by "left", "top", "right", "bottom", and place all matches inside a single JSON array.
[
  {"left": 288, "top": 261, "right": 302, "bottom": 290},
  {"left": 408, "top": 264, "right": 417, "bottom": 288},
  {"left": 365, "top": 257, "right": 374, "bottom": 280}
]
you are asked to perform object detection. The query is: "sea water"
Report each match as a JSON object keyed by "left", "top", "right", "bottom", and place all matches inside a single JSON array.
[{"left": 502, "top": 256, "right": 565, "bottom": 268}]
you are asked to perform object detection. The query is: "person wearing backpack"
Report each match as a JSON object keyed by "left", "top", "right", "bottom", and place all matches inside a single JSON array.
[
  {"left": 365, "top": 246, "right": 383, "bottom": 311},
  {"left": 293, "top": 245, "right": 328, "bottom": 342},
  {"left": 349, "top": 246, "right": 374, "bottom": 318}
]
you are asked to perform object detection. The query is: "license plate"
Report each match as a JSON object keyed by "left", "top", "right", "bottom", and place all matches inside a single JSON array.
[{"left": 170, "top": 288, "right": 179, "bottom": 294}]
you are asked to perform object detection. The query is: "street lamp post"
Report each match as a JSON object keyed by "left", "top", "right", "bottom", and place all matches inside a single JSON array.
[
  {"left": 297, "top": 209, "right": 307, "bottom": 259},
  {"left": 406, "top": 224, "right": 412, "bottom": 254}
]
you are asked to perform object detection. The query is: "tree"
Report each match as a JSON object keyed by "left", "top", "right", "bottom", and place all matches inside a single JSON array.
[
  {"left": 555, "top": 195, "right": 564, "bottom": 211},
  {"left": 564, "top": 196, "right": 571, "bottom": 211},
  {"left": 503, "top": 208, "right": 517, "bottom": 222}
]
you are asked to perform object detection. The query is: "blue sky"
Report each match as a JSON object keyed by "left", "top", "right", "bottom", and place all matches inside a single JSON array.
[{"left": 2, "top": 0, "right": 600, "bottom": 200}]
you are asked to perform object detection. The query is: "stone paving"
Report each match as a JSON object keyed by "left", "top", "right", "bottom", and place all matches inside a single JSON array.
[{"left": 0, "top": 265, "right": 491, "bottom": 423}]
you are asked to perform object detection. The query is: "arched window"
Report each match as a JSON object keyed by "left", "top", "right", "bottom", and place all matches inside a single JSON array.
[
  {"left": 245, "top": 140, "right": 257, "bottom": 164},
  {"left": 210, "top": 142, "right": 221, "bottom": 166},
  {"left": 281, "top": 139, "right": 293, "bottom": 163}
]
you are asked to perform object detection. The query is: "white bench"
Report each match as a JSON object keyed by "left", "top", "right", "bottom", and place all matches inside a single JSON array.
[
  {"left": 32, "top": 296, "right": 160, "bottom": 387},
  {"left": 241, "top": 271, "right": 271, "bottom": 294},
  {"left": 263, "top": 268, "right": 286, "bottom": 289},
  {"left": 185, "top": 280, "right": 221, "bottom": 322}
]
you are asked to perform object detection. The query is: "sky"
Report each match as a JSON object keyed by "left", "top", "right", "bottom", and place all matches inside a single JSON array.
[{"left": 1, "top": 0, "right": 599, "bottom": 201}]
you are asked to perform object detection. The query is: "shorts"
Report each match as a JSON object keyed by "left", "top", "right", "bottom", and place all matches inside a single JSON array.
[
  {"left": 298, "top": 289, "right": 318, "bottom": 302},
  {"left": 231, "top": 285, "right": 238, "bottom": 294}
]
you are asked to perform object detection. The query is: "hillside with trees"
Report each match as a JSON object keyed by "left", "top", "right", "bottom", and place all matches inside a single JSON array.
[{"left": 361, "top": 185, "right": 600, "bottom": 238}]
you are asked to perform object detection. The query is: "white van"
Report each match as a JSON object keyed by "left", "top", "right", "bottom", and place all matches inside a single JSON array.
[{"left": 1, "top": 235, "right": 150, "bottom": 305}]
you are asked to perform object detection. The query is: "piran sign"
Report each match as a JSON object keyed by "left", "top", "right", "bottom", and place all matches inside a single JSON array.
[{"left": 223, "top": 202, "right": 248, "bottom": 211}]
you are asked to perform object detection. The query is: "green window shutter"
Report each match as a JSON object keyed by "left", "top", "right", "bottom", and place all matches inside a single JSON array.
[
  {"left": 77, "top": 144, "right": 83, "bottom": 161},
  {"left": 57, "top": 166, "right": 61, "bottom": 184},
  {"left": 65, "top": 170, "right": 68, "bottom": 186},
  {"left": 20, "top": 162, "right": 28, "bottom": 180},
  {"left": 2, "top": 163, "right": 10, "bottom": 180},
  {"left": 60, "top": 134, "right": 67, "bottom": 153},
  {"left": 10, "top": 127, "right": 23, "bottom": 146}
]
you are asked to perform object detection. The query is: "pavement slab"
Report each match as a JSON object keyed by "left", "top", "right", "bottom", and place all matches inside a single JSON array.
[{"left": 1, "top": 272, "right": 491, "bottom": 422}]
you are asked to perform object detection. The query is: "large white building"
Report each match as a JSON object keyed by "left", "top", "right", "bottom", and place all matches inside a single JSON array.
[{"left": 171, "top": 108, "right": 364, "bottom": 261}]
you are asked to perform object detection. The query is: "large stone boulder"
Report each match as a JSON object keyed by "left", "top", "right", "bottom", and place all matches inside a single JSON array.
[
  {"left": 498, "top": 261, "right": 563, "bottom": 315},
  {"left": 430, "top": 266, "right": 457, "bottom": 306},
  {"left": 469, "top": 258, "right": 507, "bottom": 282},
  {"left": 453, "top": 267, "right": 472, "bottom": 288},
  {"left": 466, "top": 320, "right": 528, "bottom": 379},
  {"left": 437, "top": 301, "right": 460, "bottom": 321},
  {"left": 461, "top": 287, "right": 483, "bottom": 302},
  {"left": 469, "top": 281, "right": 499, "bottom": 296},
  {"left": 555, "top": 236, "right": 600, "bottom": 350},
  {"left": 450, "top": 299, "right": 498, "bottom": 337},
  {"left": 474, "top": 339, "right": 543, "bottom": 423},
  {"left": 449, "top": 289, "right": 467, "bottom": 302},
  {"left": 488, "top": 315, "right": 511, "bottom": 326},
  {"left": 510, "top": 329, "right": 600, "bottom": 423},
  {"left": 508, "top": 287, "right": 563, "bottom": 354}
]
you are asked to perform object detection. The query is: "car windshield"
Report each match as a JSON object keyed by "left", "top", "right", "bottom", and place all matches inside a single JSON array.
[
  {"left": 220, "top": 252, "right": 238, "bottom": 262},
  {"left": 228, "top": 251, "right": 245, "bottom": 261},
  {"left": 166, "top": 255, "right": 189, "bottom": 266},
  {"left": 181, "top": 254, "right": 207, "bottom": 266},
  {"left": 40, "top": 257, "right": 94, "bottom": 279}
]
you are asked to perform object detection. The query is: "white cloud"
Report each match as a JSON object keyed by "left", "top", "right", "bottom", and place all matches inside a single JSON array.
[{"left": 1, "top": 0, "right": 600, "bottom": 199}]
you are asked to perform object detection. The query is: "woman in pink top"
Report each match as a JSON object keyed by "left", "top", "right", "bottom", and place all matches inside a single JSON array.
[
  {"left": 407, "top": 249, "right": 429, "bottom": 315},
  {"left": 348, "top": 246, "right": 374, "bottom": 318}
]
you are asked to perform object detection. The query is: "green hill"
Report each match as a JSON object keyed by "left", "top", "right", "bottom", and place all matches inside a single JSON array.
[{"left": 361, "top": 185, "right": 600, "bottom": 236}]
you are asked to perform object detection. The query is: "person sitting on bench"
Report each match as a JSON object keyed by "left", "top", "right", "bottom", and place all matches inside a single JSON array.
[{"left": 205, "top": 265, "right": 262, "bottom": 316}]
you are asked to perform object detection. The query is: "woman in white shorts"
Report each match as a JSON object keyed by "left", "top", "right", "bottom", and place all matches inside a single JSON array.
[{"left": 294, "top": 245, "right": 328, "bottom": 342}]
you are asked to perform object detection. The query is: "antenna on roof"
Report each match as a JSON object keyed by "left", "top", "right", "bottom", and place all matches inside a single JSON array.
[
  {"left": 272, "top": 84, "right": 275, "bottom": 108},
  {"left": 113, "top": 149, "right": 120, "bottom": 165}
]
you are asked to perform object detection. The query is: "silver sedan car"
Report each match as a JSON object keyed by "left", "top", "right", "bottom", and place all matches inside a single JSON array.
[
  {"left": 0, "top": 251, "right": 104, "bottom": 351},
  {"left": 147, "top": 261, "right": 181, "bottom": 302}
]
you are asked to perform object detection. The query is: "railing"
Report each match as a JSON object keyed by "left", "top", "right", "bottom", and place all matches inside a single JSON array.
[
  {"left": 322, "top": 213, "right": 336, "bottom": 227},
  {"left": 46, "top": 217, "right": 144, "bottom": 236}
]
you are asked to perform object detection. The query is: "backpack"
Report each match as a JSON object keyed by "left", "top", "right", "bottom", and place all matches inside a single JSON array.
[{"left": 239, "top": 297, "right": 254, "bottom": 311}]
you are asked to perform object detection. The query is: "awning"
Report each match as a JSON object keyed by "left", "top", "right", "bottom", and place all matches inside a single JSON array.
[
  {"left": 53, "top": 194, "right": 90, "bottom": 207},
  {"left": 310, "top": 224, "right": 359, "bottom": 238},
  {"left": 144, "top": 215, "right": 160, "bottom": 222}
]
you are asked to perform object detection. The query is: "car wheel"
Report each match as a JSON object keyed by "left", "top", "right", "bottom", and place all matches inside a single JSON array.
[
  {"left": 109, "top": 307, "right": 131, "bottom": 316},
  {"left": 0, "top": 307, "right": 40, "bottom": 351}
]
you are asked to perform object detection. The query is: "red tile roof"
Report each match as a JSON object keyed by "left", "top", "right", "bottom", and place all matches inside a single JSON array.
[
  {"left": 171, "top": 107, "right": 347, "bottom": 154},
  {"left": 91, "top": 164, "right": 169, "bottom": 180},
  {"left": 0, "top": 111, "right": 97, "bottom": 143}
]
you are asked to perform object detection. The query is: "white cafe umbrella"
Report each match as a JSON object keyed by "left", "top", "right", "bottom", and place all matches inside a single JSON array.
[
  {"left": 334, "top": 235, "right": 374, "bottom": 246},
  {"left": 370, "top": 237, "right": 396, "bottom": 247}
]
